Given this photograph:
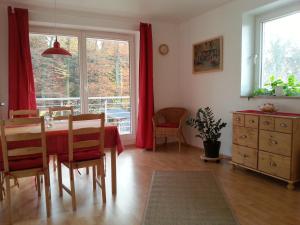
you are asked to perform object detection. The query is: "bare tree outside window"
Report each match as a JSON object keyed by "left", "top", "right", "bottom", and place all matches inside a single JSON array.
[{"left": 261, "top": 13, "right": 300, "bottom": 86}]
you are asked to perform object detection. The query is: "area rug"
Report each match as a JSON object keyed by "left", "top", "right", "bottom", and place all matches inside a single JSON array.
[{"left": 142, "top": 171, "right": 239, "bottom": 225}]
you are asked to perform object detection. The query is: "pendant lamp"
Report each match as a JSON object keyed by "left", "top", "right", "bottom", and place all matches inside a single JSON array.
[
  {"left": 42, "top": 36, "right": 72, "bottom": 57},
  {"left": 41, "top": 0, "right": 71, "bottom": 57}
]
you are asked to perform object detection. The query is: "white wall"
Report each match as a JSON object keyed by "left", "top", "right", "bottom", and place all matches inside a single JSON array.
[
  {"left": 178, "top": 0, "right": 300, "bottom": 156},
  {"left": 3, "top": 0, "right": 300, "bottom": 152},
  {"left": 0, "top": 3, "right": 180, "bottom": 122},
  {"left": 152, "top": 22, "right": 180, "bottom": 110}
]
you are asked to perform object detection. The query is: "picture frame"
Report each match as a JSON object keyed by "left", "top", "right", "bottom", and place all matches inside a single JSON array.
[{"left": 193, "top": 36, "right": 223, "bottom": 74}]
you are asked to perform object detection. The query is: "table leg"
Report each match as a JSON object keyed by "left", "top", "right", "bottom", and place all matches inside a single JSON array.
[{"left": 111, "top": 147, "right": 117, "bottom": 195}]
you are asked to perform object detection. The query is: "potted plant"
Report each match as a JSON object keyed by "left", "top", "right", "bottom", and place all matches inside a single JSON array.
[{"left": 186, "top": 107, "right": 227, "bottom": 158}]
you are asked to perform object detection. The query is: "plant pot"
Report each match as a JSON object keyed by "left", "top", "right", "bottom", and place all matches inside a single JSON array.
[{"left": 203, "top": 141, "right": 221, "bottom": 158}]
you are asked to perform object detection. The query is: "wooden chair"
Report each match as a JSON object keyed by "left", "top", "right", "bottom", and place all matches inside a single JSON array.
[
  {"left": 152, "top": 107, "right": 188, "bottom": 152},
  {"left": 0, "top": 117, "right": 51, "bottom": 224},
  {"left": 0, "top": 170, "right": 3, "bottom": 201},
  {"left": 7, "top": 110, "right": 41, "bottom": 187},
  {"left": 9, "top": 109, "right": 39, "bottom": 119},
  {"left": 49, "top": 106, "right": 74, "bottom": 120},
  {"left": 48, "top": 106, "right": 74, "bottom": 172},
  {"left": 57, "top": 113, "right": 106, "bottom": 211}
]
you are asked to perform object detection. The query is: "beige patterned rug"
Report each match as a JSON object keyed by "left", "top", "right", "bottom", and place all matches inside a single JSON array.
[{"left": 142, "top": 171, "right": 239, "bottom": 225}]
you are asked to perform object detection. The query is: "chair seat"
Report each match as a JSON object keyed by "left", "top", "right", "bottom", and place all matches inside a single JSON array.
[
  {"left": 0, "top": 156, "right": 44, "bottom": 171},
  {"left": 58, "top": 149, "right": 105, "bottom": 163},
  {"left": 157, "top": 122, "right": 179, "bottom": 128}
]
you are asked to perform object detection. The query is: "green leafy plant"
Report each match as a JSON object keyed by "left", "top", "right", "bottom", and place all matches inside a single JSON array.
[
  {"left": 251, "top": 74, "right": 300, "bottom": 97},
  {"left": 186, "top": 107, "right": 227, "bottom": 142}
]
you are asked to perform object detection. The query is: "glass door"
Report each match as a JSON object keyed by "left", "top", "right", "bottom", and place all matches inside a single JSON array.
[{"left": 86, "top": 37, "right": 131, "bottom": 134}]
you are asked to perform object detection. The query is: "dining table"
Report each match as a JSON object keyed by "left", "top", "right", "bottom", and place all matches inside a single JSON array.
[{"left": 0, "top": 119, "right": 124, "bottom": 194}]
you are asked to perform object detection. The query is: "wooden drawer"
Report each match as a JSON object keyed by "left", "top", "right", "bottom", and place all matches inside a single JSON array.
[
  {"left": 259, "top": 116, "right": 274, "bottom": 131},
  {"left": 233, "top": 113, "right": 244, "bottom": 127},
  {"left": 233, "top": 127, "right": 258, "bottom": 149},
  {"left": 275, "top": 118, "right": 292, "bottom": 133},
  {"left": 258, "top": 151, "right": 291, "bottom": 179},
  {"left": 232, "top": 144, "right": 257, "bottom": 169},
  {"left": 259, "top": 130, "right": 291, "bottom": 156},
  {"left": 245, "top": 115, "right": 258, "bottom": 129}
]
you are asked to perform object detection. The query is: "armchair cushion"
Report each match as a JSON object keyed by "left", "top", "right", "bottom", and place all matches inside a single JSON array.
[{"left": 58, "top": 150, "right": 105, "bottom": 163}]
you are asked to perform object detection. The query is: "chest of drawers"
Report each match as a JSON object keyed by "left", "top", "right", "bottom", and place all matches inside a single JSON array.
[{"left": 231, "top": 110, "right": 300, "bottom": 189}]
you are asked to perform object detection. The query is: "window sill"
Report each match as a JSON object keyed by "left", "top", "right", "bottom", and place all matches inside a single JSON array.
[{"left": 240, "top": 95, "right": 300, "bottom": 100}]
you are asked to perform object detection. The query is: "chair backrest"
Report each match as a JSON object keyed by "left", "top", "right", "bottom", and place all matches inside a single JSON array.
[
  {"left": 9, "top": 109, "right": 39, "bottom": 119},
  {"left": 0, "top": 117, "right": 47, "bottom": 172},
  {"left": 49, "top": 106, "right": 74, "bottom": 120},
  {"left": 68, "top": 113, "right": 105, "bottom": 162},
  {"left": 155, "top": 107, "right": 188, "bottom": 124}
]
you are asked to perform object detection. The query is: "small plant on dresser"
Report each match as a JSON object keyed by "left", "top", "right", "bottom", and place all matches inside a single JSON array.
[{"left": 186, "top": 107, "right": 227, "bottom": 159}]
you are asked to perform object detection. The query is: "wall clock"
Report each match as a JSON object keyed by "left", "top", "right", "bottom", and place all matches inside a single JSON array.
[{"left": 159, "top": 44, "right": 169, "bottom": 55}]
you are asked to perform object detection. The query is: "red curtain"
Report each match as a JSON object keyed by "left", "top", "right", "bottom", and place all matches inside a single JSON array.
[
  {"left": 136, "top": 23, "right": 154, "bottom": 149},
  {"left": 8, "top": 7, "right": 37, "bottom": 111}
]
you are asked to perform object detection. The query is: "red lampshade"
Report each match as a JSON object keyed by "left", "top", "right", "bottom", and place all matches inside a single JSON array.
[{"left": 41, "top": 38, "right": 72, "bottom": 57}]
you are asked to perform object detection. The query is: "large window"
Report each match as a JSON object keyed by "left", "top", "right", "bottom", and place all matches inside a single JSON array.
[
  {"left": 30, "top": 34, "right": 81, "bottom": 113},
  {"left": 255, "top": 10, "right": 300, "bottom": 96},
  {"left": 29, "top": 28, "right": 135, "bottom": 135}
]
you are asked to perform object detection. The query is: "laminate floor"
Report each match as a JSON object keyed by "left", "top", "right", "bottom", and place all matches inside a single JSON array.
[{"left": 0, "top": 144, "right": 300, "bottom": 225}]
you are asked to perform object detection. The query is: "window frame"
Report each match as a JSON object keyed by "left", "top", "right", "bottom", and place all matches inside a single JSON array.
[
  {"left": 254, "top": 5, "right": 300, "bottom": 89},
  {"left": 29, "top": 26, "right": 137, "bottom": 139}
]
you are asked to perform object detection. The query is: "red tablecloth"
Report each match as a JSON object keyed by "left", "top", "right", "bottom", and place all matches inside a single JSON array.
[
  {"left": 0, "top": 125, "right": 124, "bottom": 163},
  {"left": 45, "top": 126, "right": 124, "bottom": 155}
]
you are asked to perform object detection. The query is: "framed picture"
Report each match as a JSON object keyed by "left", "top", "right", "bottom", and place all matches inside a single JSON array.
[{"left": 193, "top": 36, "right": 223, "bottom": 74}]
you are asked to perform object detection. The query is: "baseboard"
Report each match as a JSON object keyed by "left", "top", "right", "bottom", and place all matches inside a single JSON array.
[
  {"left": 186, "top": 143, "right": 232, "bottom": 160},
  {"left": 124, "top": 143, "right": 136, "bottom": 149}
]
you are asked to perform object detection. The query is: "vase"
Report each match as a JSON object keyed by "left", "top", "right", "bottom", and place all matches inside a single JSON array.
[{"left": 203, "top": 141, "right": 221, "bottom": 158}]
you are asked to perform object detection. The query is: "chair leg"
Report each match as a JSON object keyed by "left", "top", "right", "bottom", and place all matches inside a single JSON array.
[
  {"left": 57, "top": 161, "right": 63, "bottom": 197},
  {"left": 36, "top": 175, "right": 41, "bottom": 197},
  {"left": 181, "top": 130, "right": 187, "bottom": 144},
  {"left": 69, "top": 165, "right": 77, "bottom": 211},
  {"left": 44, "top": 169, "right": 51, "bottom": 218},
  {"left": 92, "top": 166, "right": 96, "bottom": 191},
  {"left": 99, "top": 158, "right": 106, "bottom": 203},
  {"left": 153, "top": 135, "right": 156, "bottom": 152},
  {"left": 86, "top": 167, "right": 89, "bottom": 175},
  {"left": 178, "top": 134, "right": 181, "bottom": 152},
  {"left": 5, "top": 176, "right": 12, "bottom": 225},
  {"left": 0, "top": 172, "right": 3, "bottom": 201},
  {"left": 53, "top": 155, "right": 57, "bottom": 172}
]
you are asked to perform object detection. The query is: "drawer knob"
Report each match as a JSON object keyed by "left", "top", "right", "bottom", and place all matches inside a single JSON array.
[
  {"left": 249, "top": 120, "right": 255, "bottom": 123},
  {"left": 240, "top": 135, "right": 247, "bottom": 139},
  {"left": 243, "top": 154, "right": 249, "bottom": 158},
  {"left": 235, "top": 118, "right": 241, "bottom": 121},
  {"left": 270, "top": 161, "right": 277, "bottom": 167},
  {"left": 263, "top": 121, "right": 270, "bottom": 125},
  {"left": 269, "top": 139, "right": 278, "bottom": 145},
  {"left": 280, "top": 123, "right": 288, "bottom": 128}
]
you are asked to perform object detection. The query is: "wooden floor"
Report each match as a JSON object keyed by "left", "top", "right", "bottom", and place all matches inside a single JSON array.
[{"left": 0, "top": 144, "right": 300, "bottom": 225}]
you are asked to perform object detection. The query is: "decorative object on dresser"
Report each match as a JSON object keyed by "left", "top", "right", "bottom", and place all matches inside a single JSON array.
[
  {"left": 187, "top": 107, "right": 227, "bottom": 162},
  {"left": 259, "top": 103, "right": 278, "bottom": 113},
  {"left": 231, "top": 110, "right": 300, "bottom": 190}
]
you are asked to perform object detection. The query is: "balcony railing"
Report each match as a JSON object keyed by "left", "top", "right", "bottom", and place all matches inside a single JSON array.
[{"left": 36, "top": 96, "right": 131, "bottom": 134}]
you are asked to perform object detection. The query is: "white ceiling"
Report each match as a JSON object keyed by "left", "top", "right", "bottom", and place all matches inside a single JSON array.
[{"left": 6, "top": 0, "right": 234, "bottom": 22}]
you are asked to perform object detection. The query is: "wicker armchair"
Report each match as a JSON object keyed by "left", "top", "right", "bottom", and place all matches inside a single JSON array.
[{"left": 152, "top": 107, "right": 188, "bottom": 152}]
